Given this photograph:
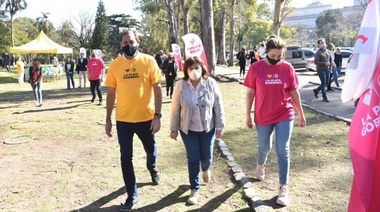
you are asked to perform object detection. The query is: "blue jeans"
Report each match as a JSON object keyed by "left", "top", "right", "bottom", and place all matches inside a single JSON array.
[
  {"left": 116, "top": 120, "right": 158, "bottom": 197},
  {"left": 30, "top": 82, "right": 42, "bottom": 102},
  {"left": 316, "top": 69, "right": 330, "bottom": 97},
  {"left": 180, "top": 128, "right": 216, "bottom": 190},
  {"left": 66, "top": 72, "right": 75, "bottom": 89},
  {"left": 332, "top": 67, "right": 340, "bottom": 87},
  {"left": 256, "top": 120, "right": 294, "bottom": 185}
]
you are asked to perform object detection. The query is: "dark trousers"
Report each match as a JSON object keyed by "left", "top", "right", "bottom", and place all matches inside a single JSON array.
[
  {"left": 239, "top": 64, "right": 246, "bottom": 76},
  {"left": 116, "top": 120, "right": 158, "bottom": 197},
  {"left": 90, "top": 79, "right": 102, "bottom": 101},
  {"left": 166, "top": 76, "right": 175, "bottom": 97},
  {"left": 66, "top": 72, "right": 75, "bottom": 89}
]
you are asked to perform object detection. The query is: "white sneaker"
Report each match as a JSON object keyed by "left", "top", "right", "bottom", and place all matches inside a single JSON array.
[
  {"left": 34, "top": 101, "right": 40, "bottom": 106},
  {"left": 276, "top": 185, "right": 289, "bottom": 206},
  {"left": 255, "top": 164, "right": 265, "bottom": 180},
  {"left": 187, "top": 189, "right": 199, "bottom": 205},
  {"left": 202, "top": 170, "right": 211, "bottom": 183}
]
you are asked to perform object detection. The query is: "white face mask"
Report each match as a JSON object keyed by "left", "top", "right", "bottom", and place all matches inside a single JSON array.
[{"left": 188, "top": 68, "right": 202, "bottom": 81}]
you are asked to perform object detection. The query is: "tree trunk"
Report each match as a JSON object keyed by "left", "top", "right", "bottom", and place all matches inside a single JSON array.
[
  {"left": 180, "top": 0, "right": 190, "bottom": 35},
  {"left": 201, "top": 0, "right": 216, "bottom": 75},
  {"left": 217, "top": 2, "right": 227, "bottom": 65},
  {"left": 166, "top": 0, "right": 179, "bottom": 46},
  {"left": 11, "top": 14, "right": 14, "bottom": 47},
  {"left": 272, "top": 0, "right": 282, "bottom": 37},
  {"left": 228, "top": 0, "right": 236, "bottom": 66}
]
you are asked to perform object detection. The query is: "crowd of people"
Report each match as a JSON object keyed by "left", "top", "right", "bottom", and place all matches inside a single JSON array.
[{"left": 7, "top": 29, "right": 328, "bottom": 210}]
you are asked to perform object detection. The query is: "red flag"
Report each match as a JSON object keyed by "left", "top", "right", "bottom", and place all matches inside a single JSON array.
[
  {"left": 182, "top": 33, "right": 209, "bottom": 73},
  {"left": 171, "top": 43, "right": 183, "bottom": 71}
]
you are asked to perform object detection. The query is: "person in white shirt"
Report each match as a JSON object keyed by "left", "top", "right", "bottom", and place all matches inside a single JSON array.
[
  {"left": 258, "top": 42, "right": 266, "bottom": 59},
  {"left": 169, "top": 56, "right": 225, "bottom": 205}
]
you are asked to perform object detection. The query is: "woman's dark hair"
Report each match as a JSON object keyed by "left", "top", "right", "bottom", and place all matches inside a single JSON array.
[
  {"left": 32, "top": 59, "right": 40, "bottom": 67},
  {"left": 182, "top": 56, "right": 209, "bottom": 80},
  {"left": 264, "top": 35, "right": 286, "bottom": 53}
]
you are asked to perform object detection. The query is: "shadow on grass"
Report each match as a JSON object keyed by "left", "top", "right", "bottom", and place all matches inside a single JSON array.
[
  {"left": 12, "top": 103, "right": 88, "bottom": 114},
  {"left": 74, "top": 184, "right": 244, "bottom": 212}
]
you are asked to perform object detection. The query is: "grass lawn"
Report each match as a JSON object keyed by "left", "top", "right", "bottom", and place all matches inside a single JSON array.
[{"left": 0, "top": 68, "right": 352, "bottom": 211}]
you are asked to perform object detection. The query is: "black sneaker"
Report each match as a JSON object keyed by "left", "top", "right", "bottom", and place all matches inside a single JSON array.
[
  {"left": 313, "top": 89, "right": 319, "bottom": 99},
  {"left": 120, "top": 196, "right": 139, "bottom": 211},
  {"left": 91, "top": 98, "right": 95, "bottom": 103},
  {"left": 150, "top": 170, "right": 160, "bottom": 185}
]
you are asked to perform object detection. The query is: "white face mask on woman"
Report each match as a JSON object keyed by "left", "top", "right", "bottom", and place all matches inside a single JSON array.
[{"left": 188, "top": 68, "right": 202, "bottom": 81}]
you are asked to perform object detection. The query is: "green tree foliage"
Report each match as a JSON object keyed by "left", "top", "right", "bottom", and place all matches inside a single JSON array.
[
  {"left": 91, "top": 0, "right": 109, "bottom": 53},
  {"left": 0, "top": 20, "right": 10, "bottom": 51},
  {"left": 243, "top": 18, "right": 271, "bottom": 48},
  {"left": 35, "top": 12, "right": 53, "bottom": 34},
  {"left": 108, "top": 14, "right": 140, "bottom": 56},
  {"left": 316, "top": 10, "right": 344, "bottom": 45},
  {"left": 14, "top": 17, "right": 39, "bottom": 39},
  {"left": 1, "top": 0, "right": 28, "bottom": 46},
  {"left": 257, "top": 2, "right": 272, "bottom": 21}
]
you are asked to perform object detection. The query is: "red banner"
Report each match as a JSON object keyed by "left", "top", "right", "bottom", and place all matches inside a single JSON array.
[
  {"left": 182, "top": 33, "right": 209, "bottom": 73},
  {"left": 171, "top": 43, "right": 183, "bottom": 71}
]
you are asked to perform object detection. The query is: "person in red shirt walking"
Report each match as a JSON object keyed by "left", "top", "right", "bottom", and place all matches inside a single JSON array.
[
  {"left": 243, "top": 35, "right": 306, "bottom": 206},
  {"left": 87, "top": 50, "right": 105, "bottom": 105}
]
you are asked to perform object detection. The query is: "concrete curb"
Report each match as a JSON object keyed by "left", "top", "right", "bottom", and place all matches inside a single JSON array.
[{"left": 215, "top": 74, "right": 351, "bottom": 211}]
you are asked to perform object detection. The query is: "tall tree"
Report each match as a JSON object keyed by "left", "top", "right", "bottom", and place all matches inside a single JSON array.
[
  {"left": 91, "top": 0, "right": 109, "bottom": 53},
  {"left": 35, "top": 12, "right": 52, "bottom": 34},
  {"left": 2, "top": 0, "right": 28, "bottom": 46},
  {"left": 108, "top": 14, "right": 140, "bottom": 56},
  {"left": 263, "top": 0, "right": 294, "bottom": 36},
  {"left": 201, "top": 0, "right": 216, "bottom": 75},
  {"left": 228, "top": 0, "right": 236, "bottom": 66},
  {"left": 164, "top": 0, "right": 179, "bottom": 45},
  {"left": 315, "top": 10, "right": 344, "bottom": 44},
  {"left": 216, "top": 0, "right": 227, "bottom": 65}
]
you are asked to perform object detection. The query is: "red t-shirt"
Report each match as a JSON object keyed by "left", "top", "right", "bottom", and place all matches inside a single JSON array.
[
  {"left": 88, "top": 58, "right": 105, "bottom": 80},
  {"left": 243, "top": 60, "right": 299, "bottom": 125}
]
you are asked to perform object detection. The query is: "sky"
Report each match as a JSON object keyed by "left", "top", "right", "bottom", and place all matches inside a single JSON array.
[
  {"left": 16, "top": 0, "right": 354, "bottom": 28},
  {"left": 15, "top": 0, "right": 141, "bottom": 28}
]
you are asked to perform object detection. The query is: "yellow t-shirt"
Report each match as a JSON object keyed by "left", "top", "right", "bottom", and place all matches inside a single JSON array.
[
  {"left": 105, "top": 53, "right": 162, "bottom": 123},
  {"left": 16, "top": 61, "right": 25, "bottom": 74}
]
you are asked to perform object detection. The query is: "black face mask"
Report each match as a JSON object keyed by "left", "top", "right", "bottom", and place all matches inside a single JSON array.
[
  {"left": 122, "top": 45, "right": 138, "bottom": 57},
  {"left": 266, "top": 55, "right": 281, "bottom": 65}
]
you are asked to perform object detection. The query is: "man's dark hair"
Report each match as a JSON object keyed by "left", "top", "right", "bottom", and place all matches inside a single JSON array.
[{"left": 317, "top": 38, "right": 325, "bottom": 44}]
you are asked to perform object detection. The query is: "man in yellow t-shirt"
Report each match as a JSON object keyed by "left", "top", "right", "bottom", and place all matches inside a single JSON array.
[
  {"left": 16, "top": 57, "right": 25, "bottom": 84},
  {"left": 104, "top": 29, "right": 162, "bottom": 211}
]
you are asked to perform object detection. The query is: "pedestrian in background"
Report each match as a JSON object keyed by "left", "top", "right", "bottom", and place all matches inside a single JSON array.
[
  {"left": 249, "top": 45, "right": 260, "bottom": 65},
  {"left": 237, "top": 47, "right": 247, "bottom": 78},
  {"left": 170, "top": 56, "right": 225, "bottom": 205},
  {"left": 105, "top": 29, "right": 162, "bottom": 211},
  {"left": 162, "top": 52, "right": 178, "bottom": 98},
  {"left": 28, "top": 59, "right": 43, "bottom": 106},
  {"left": 326, "top": 43, "right": 336, "bottom": 91},
  {"left": 76, "top": 52, "right": 88, "bottom": 88},
  {"left": 313, "top": 38, "right": 331, "bottom": 102},
  {"left": 244, "top": 35, "right": 306, "bottom": 206},
  {"left": 16, "top": 57, "right": 25, "bottom": 84},
  {"left": 65, "top": 57, "right": 75, "bottom": 89},
  {"left": 87, "top": 50, "right": 105, "bottom": 105},
  {"left": 333, "top": 47, "right": 343, "bottom": 88}
]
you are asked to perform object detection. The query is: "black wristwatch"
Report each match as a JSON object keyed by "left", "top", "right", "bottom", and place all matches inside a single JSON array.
[{"left": 154, "top": 113, "right": 162, "bottom": 118}]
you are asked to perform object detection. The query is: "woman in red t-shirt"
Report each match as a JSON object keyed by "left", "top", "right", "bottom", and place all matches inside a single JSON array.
[
  {"left": 243, "top": 35, "right": 306, "bottom": 206},
  {"left": 28, "top": 59, "right": 43, "bottom": 106}
]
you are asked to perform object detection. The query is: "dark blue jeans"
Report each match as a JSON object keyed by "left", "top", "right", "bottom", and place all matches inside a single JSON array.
[
  {"left": 66, "top": 72, "right": 75, "bottom": 89},
  {"left": 316, "top": 69, "right": 330, "bottom": 98},
  {"left": 116, "top": 120, "right": 158, "bottom": 198},
  {"left": 180, "top": 128, "right": 215, "bottom": 190}
]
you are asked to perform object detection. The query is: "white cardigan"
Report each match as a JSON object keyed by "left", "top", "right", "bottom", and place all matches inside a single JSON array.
[{"left": 170, "top": 77, "right": 225, "bottom": 135}]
